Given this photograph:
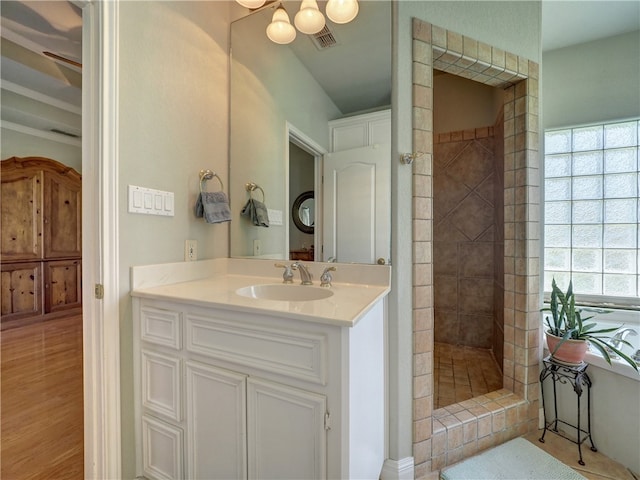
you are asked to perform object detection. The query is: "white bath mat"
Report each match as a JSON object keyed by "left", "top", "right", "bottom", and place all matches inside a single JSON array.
[{"left": 440, "top": 437, "right": 587, "bottom": 480}]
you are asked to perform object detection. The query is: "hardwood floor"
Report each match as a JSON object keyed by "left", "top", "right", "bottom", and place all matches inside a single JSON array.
[{"left": 1, "top": 315, "right": 84, "bottom": 479}]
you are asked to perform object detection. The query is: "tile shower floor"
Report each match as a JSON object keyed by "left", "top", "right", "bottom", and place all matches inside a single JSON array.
[{"left": 434, "top": 342, "right": 503, "bottom": 409}]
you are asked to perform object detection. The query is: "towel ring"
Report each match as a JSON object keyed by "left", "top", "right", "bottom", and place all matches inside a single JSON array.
[
  {"left": 199, "top": 169, "right": 224, "bottom": 193},
  {"left": 245, "top": 182, "right": 265, "bottom": 202}
]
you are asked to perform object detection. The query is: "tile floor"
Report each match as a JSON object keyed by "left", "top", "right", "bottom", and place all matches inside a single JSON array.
[
  {"left": 429, "top": 343, "right": 637, "bottom": 479},
  {"left": 434, "top": 342, "right": 503, "bottom": 409},
  {"left": 422, "top": 430, "right": 637, "bottom": 479},
  {"left": 524, "top": 431, "right": 637, "bottom": 480}
]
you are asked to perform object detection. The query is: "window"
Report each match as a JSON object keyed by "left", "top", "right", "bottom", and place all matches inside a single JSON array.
[{"left": 543, "top": 119, "right": 639, "bottom": 307}]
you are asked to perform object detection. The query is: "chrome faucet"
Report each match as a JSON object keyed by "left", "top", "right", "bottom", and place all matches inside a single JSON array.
[
  {"left": 610, "top": 328, "right": 638, "bottom": 351},
  {"left": 291, "top": 262, "right": 313, "bottom": 285},
  {"left": 320, "top": 266, "right": 336, "bottom": 288},
  {"left": 274, "top": 263, "right": 294, "bottom": 284}
]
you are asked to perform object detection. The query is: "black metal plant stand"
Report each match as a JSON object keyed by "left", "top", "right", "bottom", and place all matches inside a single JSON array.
[{"left": 539, "top": 355, "right": 597, "bottom": 465}]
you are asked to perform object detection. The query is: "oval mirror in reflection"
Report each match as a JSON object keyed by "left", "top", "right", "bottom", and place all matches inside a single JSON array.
[{"left": 292, "top": 191, "right": 314, "bottom": 234}]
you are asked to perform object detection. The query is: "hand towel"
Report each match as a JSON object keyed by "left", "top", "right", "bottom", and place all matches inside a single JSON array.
[
  {"left": 195, "top": 191, "right": 232, "bottom": 224},
  {"left": 241, "top": 198, "right": 270, "bottom": 227}
]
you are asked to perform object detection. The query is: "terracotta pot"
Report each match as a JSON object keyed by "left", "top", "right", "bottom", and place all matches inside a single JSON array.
[{"left": 545, "top": 331, "right": 588, "bottom": 364}]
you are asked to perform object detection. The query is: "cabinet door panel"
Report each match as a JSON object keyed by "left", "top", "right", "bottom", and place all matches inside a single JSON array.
[
  {"left": 142, "top": 351, "right": 182, "bottom": 422},
  {"left": 185, "top": 361, "right": 247, "bottom": 480},
  {"left": 43, "top": 259, "right": 82, "bottom": 313},
  {"left": 142, "top": 415, "right": 184, "bottom": 480},
  {"left": 247, "top": 378, "right": 326, "bottom": 480},
  {"left": 1, "top": 171, "right": 42, "bottom": 261},
  {"left": 0, "top": 262, "right": 42, "bottom": 319},
  {"left": 43, "top": 173, "right": 81, "bottom": 258}
]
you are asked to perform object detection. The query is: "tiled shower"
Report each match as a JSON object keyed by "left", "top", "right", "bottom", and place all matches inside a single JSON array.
[
  {"left": 433, "top": 120, "right": 506, "bottom": 408},
  {"left": 411, "top": 18, "right": 541, "bottom": 476},
  {"left": 433, "top": 125, "right": 505, "bottom": 351}
]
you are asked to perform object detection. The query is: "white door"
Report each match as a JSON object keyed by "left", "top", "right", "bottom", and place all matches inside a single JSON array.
[
  {"left": 185, "top": 362, "right": 247, "bottom": 479},
  {"left": 322, "top": 144, "right": 391, "bottom": 264},
  {"left": 247, "top": 378, "right": 326, "bottom": 480}
]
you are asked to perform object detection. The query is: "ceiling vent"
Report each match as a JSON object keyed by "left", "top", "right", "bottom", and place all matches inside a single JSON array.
[{"left": 310, "top": 25, "right": 338, "bottom": 50}]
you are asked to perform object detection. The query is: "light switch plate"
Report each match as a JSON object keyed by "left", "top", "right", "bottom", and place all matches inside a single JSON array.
[
  {"left": 128, "top": 185, "right": 174, "bottom": 216},
  {"left": 268, "top": 209, "right": 283, "bottom": 226}
]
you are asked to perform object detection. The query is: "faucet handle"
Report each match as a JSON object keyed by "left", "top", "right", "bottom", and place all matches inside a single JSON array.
[
  {"left": 320, "top": 266, "right": 336, "bottom": 288},
  {"left": 274, "top": 263, "right": 294, "bottom": 284}
]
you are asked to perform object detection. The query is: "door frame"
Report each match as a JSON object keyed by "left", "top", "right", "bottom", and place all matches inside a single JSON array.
[
  {"left": 79, "top": 1, "right": 121, "bottom": 478},
  {"left": 286, "top": 123, "right": 326, "bottom": 261}
]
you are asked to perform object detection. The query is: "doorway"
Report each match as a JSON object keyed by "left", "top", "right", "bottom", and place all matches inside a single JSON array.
[
  {"left": 286, "top": 123, "right": 325, "bottom": 261},
  {"left": 289, "top": 142, "right": 316, "bottom": 261},
  {"left": 432, "top": 72, "right": 505, "bottom": 409}
]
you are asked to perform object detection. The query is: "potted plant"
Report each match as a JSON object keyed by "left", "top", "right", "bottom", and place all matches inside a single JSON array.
[{"left": 541, "top": 278, "right": 638, "bottom": 372}]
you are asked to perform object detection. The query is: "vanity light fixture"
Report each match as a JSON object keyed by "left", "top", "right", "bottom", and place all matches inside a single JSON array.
[
  {"left": 266, "top": 5, "right": 297, "bottom": 44},
  {"left": 326, "top": 0, "right": 359, "bottom": 24},
  {"left": 237, "top": 0, "right": 267, "bottom": 8},
  {"left": 237, "top": 0, "right": 359, "bottom": 45},
  {"left": 294, "top": 0, "right": 325, "bottom": 35}
]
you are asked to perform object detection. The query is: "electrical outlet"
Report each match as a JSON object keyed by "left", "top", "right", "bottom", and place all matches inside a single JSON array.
[
  {"left": 253, "top": 239, "right": 261, "bottom": 257},
  {"left": 185, "top": 240, "right": 197, "bottom": 261}
]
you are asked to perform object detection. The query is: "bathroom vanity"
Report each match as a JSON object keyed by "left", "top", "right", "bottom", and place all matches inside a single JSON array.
[{"left": 131, "top": 258, "right": 390, "bottom": 480}]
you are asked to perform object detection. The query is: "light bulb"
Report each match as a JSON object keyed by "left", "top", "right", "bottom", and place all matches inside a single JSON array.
[
  {"left": 294, "top": 0, "right": 325, "bottom": 35},
  {"left": 326, "top": 0, "right": 359, "bottom": 24},
  {"left": 236, "top": 0, "right": 266, "bottom": 8},
  {"left": 266, "top": 6, "right": 296, "bottom": 45}
]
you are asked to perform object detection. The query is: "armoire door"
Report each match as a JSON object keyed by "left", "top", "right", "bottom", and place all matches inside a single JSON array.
[
  {"left": 0, "top": 262, "right": 42, "bottom": 320},
  {"left": 43, "top": 172, "right": 82, "bottom": 259},
  {"left": 44, "top": 259, "right": 82, "bottom": 314},
  {"left": 0, "top": 169, "right": 43, "bottom": 261}
]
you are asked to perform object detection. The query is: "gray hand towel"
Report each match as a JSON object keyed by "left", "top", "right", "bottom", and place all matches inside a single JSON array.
[
  {"left": 195, "top": 191, "right": 232, "bottom": 224},
  {"left": 241, "top": 198, "right": 270, "bottom": 227}
]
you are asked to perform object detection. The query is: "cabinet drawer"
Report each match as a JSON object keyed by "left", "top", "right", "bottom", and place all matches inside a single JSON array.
[
  {"left": 142, "top": 415, "right": 184, "bottom": 480},
  {"left": 186, "top": 314, "right": 328, "bottom": 385},
  {"left": 142, "top": 350, "right": 182, "bottom": 422},
  {"left": 141, "top": 306, "right": 182, "bottom": 350}
]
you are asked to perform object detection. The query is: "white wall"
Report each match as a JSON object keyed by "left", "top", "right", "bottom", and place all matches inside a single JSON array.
[
  {"left": 542, "top": 30, "right": 640, "bottom": 474},
  {"left": 117, "top": 2, "right": 231, "bottom": 476},
  {"left": 1, "top": 127, "right": 82, "bottom": 171},
  {"left": 543, "top": 30, "right": 640, "bottom": 129}
]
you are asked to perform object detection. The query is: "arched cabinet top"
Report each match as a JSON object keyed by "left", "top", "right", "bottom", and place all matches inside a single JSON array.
[{"left": 1, "top": 156, "right": 81, "bottom": 181}]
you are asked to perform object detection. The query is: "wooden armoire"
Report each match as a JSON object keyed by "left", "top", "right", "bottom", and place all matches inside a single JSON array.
[{"left": 1, "top": 156, "right": 82, "bottom": 330}]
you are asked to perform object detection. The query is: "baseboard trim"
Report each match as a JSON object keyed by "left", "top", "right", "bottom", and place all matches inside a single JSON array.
[{"left": 380, "top": 457, "right": 415, "bottom": 480}]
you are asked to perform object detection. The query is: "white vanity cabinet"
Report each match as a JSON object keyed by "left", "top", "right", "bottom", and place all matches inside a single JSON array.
[{"left": 134, "top": 296, "right": 386, "bottom": 480}]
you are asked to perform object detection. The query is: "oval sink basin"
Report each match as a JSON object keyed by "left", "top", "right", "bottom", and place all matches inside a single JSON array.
[{"left": 236, "top": 284, "right": 334, "bottom": 301}]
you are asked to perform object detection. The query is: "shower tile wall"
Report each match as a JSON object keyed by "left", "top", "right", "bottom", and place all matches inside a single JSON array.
[{"left": 434, "top": 128, "right": 497, "bottom": 349}]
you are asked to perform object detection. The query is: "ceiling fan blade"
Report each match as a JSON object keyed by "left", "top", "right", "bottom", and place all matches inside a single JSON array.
[{"left": 43, "top": 51, "right": 81, "bottom": 69}]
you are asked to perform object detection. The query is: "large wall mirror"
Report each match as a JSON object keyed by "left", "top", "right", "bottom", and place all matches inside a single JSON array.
[{"left": 229, "top": 0, "right": 391, "bottom": 263}]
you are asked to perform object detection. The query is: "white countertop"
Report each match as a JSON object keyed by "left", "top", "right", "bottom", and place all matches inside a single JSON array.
[{"left": 130, "top": 258, "right": 391, "bottom": 327}]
